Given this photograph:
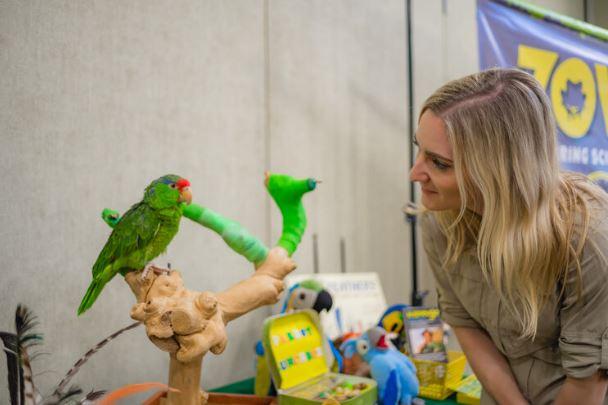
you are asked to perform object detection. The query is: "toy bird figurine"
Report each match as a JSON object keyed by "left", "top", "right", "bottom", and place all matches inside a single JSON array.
[
  {"left": 77, "top": 174, "right": 192, "bottom": 315},
  {"left": 342, "top": 327, "right": 419, "bottom": 405},
  {"left": 280, "top": 279, "right": 333, "bottom": 314}
]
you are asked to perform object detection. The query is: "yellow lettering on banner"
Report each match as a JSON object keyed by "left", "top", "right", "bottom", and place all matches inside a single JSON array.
[
  {"left": 596, "top": 64, "right": 608, "bottom": 135},
  {"left": 588, "top": 171, "right": 608, "bottom": 185},
  {"left": 517, "top": 45, "right": 559, "bottom": 89},
  {"left": 551, "top": 58, "right": 596, "bottom": 138}
]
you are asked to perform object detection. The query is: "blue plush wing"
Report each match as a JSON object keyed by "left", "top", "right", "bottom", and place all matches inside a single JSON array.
[
  {"left": 383, "top": 369, "right": 400, "bottom": 405},
  {"left": 370, "top": 356, "right": 401, "bottom": 405},
  {"left": 327, "top": 337, "right": 344, "bottom": 372}
]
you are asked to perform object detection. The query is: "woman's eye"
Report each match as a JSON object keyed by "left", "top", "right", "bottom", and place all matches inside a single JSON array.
[{"left": 432, "top": 158, "right": 451, "bottom": 171}]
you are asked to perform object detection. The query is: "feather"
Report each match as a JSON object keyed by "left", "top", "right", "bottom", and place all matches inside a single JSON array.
[
  {"left": 14, "top": 306, "right": 42, "bottom": 405},
  {"left": 0, "top": 331, "right": 21, "bottom": 405},
  {"left": 97, "top": 382, "right": 175, "bottom": 405},
  {"left": 54, "top": 385, "right": 83, "bottom": 404},
  {"left": 21, "top": 349, "right": 35, "bottom": 405},
  {"left": 53, "top": 321, "right": 140, "bottom": 396},
  {"left": 80, "top": 390, "right": 106, "bottom": 403},
  {"left": 15, "top": 306, "right": 38, "bottom": 339}
]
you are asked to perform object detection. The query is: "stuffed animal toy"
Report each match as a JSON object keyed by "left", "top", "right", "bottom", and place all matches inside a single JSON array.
[{"left": 341, "top": 326, "right": 419, "bottom": 405}]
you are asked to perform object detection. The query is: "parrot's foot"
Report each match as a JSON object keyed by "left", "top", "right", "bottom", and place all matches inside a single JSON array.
[
  {"left": 152, "top": 266, "right": 172, "bottom": 276},
  {"left": 141, "top": 263, "right": 157, "bottom": 279},
  {"left": 141, "top": 263, "right": 172, "bottom": 279}
]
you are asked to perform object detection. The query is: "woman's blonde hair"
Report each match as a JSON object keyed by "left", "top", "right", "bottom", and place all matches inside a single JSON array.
[{"left": 422, "top": 68, "right": 607, "bottom": 338}]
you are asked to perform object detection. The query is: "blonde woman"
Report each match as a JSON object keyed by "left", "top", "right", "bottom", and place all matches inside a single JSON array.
[{"left": 410, "top": 68, "right": 608, "bottom": 404}]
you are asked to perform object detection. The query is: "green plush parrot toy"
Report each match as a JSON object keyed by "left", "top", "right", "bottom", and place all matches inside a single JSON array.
[{"left": 77, "top": 174, "right": 193, "bottom": 315}]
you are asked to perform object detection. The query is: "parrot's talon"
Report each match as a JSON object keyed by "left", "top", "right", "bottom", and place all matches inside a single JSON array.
[
  {"left": 141, "top": 263, "right": 157, "bottom": 279},
  {"left": 152, "top": 266, "right": 172, "bottom": 276}
]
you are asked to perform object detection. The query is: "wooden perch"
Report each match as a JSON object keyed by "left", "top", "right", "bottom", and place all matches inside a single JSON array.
[{"left": 125, "top": 247, "right": 296, "bottom": 405}]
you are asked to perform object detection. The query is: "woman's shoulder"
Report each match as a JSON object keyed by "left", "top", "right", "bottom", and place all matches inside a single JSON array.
[
  {"left": 560, "top": 172, "right": 608, "bottom": 232},
  {"left": 585, "top": 205, "right": 608, "bottom": 251}
]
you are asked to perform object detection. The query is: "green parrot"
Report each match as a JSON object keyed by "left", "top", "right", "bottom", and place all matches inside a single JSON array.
[{"left": 77, "top": 174, "right": 193, "bottom": 315}]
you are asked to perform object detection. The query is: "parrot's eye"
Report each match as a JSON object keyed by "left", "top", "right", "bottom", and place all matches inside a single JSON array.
[
  {"left": 356, "top": 340, "right": 369, "bottom": 355},
  {"left": 170, "top": 183, "right": 177, "bottom": 189},
  {"left": 299, "top": 293, "right": 306, "bottom": 300}
]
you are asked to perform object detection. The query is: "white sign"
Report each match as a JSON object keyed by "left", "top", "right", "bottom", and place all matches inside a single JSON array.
[{"left": 281, "top": 272, "right": 388, "bottom": 340}]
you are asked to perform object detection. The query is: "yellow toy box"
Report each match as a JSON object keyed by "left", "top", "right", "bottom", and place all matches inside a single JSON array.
[{"left": 262, "top": 310, "right": 378, "bottom": 404}]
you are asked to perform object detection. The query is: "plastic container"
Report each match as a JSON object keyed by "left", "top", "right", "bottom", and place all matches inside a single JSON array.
[
  {"left": 262, "top": 310, "right": 377, "bottom": 405},
  {"left": 413, "top": 351, "right": 466, "bottom": 400}
]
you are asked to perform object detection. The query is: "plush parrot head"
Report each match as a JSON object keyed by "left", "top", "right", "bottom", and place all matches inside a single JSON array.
[
  {"left": 341, "top": 326, "right": 392, "bottom": 363},
  {"left": 378, "top": 304, "right": 408, "bottom": 350},
  {"left": 144, "top": 174, "right": 192, "bottom": 209},
  {"left": 281, "top": 279, "right": 333, "bottom": 314},
  {"left": 378, "top": 304, "right": 407, "bottom": 334}
]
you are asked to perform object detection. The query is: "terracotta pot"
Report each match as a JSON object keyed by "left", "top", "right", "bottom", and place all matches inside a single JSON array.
[{"left": 144, "top": 390, "right": 277, "bottom": 405}]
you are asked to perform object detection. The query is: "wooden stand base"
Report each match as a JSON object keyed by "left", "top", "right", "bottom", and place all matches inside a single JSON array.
[{"left": 127, "top": 247, "right": 295, "bottom": 405}]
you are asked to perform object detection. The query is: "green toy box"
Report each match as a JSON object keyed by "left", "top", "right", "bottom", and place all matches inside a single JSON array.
[{"left": 262, "top": 310, "right": 377, "bottom": 405}]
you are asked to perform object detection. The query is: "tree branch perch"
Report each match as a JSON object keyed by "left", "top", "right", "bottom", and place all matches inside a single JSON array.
[{"left": 125, "top": 247, "right": 296, "bottom": 405}]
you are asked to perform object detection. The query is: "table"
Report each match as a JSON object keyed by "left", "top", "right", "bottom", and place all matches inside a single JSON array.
[{"left": 210, "top": 377, "right": 460, "bottom": 404}]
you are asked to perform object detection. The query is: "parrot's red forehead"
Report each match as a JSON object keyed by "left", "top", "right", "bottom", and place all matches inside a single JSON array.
[{"left": 176, "top": 178, "right": 190, "bottom": 190}]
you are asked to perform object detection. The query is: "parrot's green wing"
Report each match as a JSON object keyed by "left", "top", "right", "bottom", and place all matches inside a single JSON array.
[
  {"left": 92, "top": 202, "right": 161, "bottom": 278},
  {"left": 79, "top": 202, "right": 161, "bottom": 315}
]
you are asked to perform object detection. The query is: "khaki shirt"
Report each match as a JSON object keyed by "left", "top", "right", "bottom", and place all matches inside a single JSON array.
[{"left": 420, "top": 213, "right": 608, "bottom": 404}]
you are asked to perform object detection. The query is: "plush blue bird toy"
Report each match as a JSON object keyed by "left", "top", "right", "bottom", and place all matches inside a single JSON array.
[{"left": 341, "top": 326, "right": 419, "bottom": 405}]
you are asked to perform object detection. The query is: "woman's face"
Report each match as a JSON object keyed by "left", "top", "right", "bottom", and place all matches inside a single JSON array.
[{"left": 409, "top": 110, "right": 461, "bottom": 211}]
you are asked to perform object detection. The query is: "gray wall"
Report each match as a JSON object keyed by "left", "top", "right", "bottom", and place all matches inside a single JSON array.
[
  {"left": 0, "top": 0, "right": 591, "bottom": 401},
  {"left": 0, "top": 0, "right": 410, "bottom": 398},
  {"left": 590, "top": 0, "right": 608, "bottom": 28}
]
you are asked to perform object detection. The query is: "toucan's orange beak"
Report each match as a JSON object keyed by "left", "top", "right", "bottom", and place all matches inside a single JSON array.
[{"left": 177, "top": 178, "right": 192, "bottom": 204}]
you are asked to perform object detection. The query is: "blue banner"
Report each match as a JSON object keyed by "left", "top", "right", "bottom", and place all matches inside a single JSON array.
[{"left": 478, "top": 0, "right": 608, "bottom": 188}]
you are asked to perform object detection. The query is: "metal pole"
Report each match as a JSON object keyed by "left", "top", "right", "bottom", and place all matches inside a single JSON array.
[{"left": 406, "top": 0, "right": 422, "bottom": 306}]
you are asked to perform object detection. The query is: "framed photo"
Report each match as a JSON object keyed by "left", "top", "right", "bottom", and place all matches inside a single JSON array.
[{"left": 403, "top": 307, "right": 447, "bottom": 362}]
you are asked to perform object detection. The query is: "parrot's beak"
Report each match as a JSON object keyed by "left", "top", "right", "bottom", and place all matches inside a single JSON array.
[
  {"left": 176, "top": 178, "right": 192, "bottom": 204},
  {"left": 178, "top": 187, "right": 192, "bottom": 204},
  {"left": 376, "top": 335, "right": 390, "bottom": 349},
  {"left": 312, "top": 290, "right": 333, "bottom": 313}
]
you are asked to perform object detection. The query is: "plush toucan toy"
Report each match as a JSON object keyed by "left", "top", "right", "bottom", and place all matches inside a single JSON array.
[{"left": 341, "top": 327, "right": 419, "bottom": 405}]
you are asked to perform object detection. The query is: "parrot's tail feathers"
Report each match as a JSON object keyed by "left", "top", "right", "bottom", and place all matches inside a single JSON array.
[{"left": 77, "top": 278, "right": 105, "bottom": 316}]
